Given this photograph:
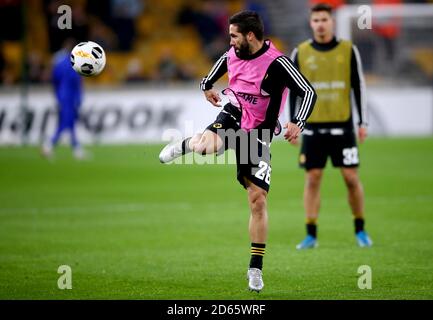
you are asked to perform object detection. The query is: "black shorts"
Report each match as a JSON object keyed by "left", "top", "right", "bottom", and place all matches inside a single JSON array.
[
  {"left": 206, "top": 103, "right": 272, "bottom": 192},
  {"left": 299, "top": 128, "right": 359, "bottom": 170}
]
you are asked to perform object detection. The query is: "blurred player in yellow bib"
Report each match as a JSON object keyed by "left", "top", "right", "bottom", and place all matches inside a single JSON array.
[{"left": 288, "top": 3, "right": 373, "bottom": 249}]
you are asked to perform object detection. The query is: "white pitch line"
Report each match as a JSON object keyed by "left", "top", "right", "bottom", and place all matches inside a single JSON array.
[
  {"left": 0, "top": 195, "right": 431, "bottom": 216},
  {"left": 0, "top": 202, "right": 192, "bottom": 215}
]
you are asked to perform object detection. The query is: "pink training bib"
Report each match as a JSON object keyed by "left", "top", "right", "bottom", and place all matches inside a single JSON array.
[{"left": 227, "top": 41, "right": 288, "bottom": 132}]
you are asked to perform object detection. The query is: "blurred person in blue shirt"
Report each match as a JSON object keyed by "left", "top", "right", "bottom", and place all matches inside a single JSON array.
[{"left": 42, "top": 38, "right": 86, "bottom": 159}]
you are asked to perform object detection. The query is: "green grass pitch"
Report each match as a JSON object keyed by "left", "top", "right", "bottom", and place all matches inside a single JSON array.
[{"left": 0, "top": 138, "right": 432, "bottom": 299}]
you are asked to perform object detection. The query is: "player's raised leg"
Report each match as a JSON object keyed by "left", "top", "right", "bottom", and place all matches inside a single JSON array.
[
  {"left": 297, "top": 168, "right": 322, "bottom": 249},
  {"left": 341, "top": 167, "right": 373, "bottom": 247},
  {"left": 245, "top": 178, "right": 268, "bottom": 292},
  {"left": 159, "top": 130, "right": 223, "bottom": 163}
]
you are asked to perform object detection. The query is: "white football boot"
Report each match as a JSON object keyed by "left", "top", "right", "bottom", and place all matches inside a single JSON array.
[
  {"left": 41, "top": 141, "right": 54, "bottom": 159},
  {"left": 159, "top": 139, "right": 184, "bottom": 163},
  {"left": 247, "top": 268, "right": 264, "bottom": 292}
]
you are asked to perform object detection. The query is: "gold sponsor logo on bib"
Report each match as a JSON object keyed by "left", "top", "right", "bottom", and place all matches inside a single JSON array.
[{"left": 299, "top": 154, "right": 306, "bottom": 164}]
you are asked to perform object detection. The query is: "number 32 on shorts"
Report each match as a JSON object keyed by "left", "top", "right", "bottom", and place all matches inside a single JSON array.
[
  {"left": 342, "top": 147, "right": 359, "bottom": 165},
  {"left": 255, "top": 161, "right": 271, "bottom": 185}
]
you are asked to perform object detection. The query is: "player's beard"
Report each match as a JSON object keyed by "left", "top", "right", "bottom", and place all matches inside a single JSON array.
[{"left": 234, "top": 39, "right": 251, "bottom": 59}]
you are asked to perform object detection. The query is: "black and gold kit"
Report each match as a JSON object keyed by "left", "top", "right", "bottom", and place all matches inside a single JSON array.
[{"left": 289, "top": 37, "right": 367, "bottom": 169}]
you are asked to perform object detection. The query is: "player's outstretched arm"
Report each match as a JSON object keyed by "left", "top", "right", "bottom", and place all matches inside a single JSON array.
[
  {"left": 274, "top": 56, "right": 317, "bottom": 135},
  {"left": 200, "top": 52, "right": 228, "bottom": 106},
  {"left": 283, "top": 122, "right": 301, "bottom": 144},
  {"left": 204, "top": 89, "right": 222, "bottom": 107}
]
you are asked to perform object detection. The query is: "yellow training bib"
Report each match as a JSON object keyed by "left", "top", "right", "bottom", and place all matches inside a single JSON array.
[{"left": 298, "top": 40, "right": 352, "bottom": 123}]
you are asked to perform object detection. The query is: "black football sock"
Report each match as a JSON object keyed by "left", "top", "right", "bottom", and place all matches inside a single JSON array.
[
  {"left": 306, "top": 223, "right": 317, "bottom": 238},
  {"left": 181, "top": 137, "right": 192, "bottom": 155},
  {"left": 249, "top": 243, "right": 266, "bottom": 270},
  {"left": 354, "top": 218, "right": 365, "bottom": 234}
]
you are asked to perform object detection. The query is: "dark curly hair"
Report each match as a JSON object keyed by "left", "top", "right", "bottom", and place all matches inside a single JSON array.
[{"left": 229, "top": 10, "right": 264, "bottom": 41}]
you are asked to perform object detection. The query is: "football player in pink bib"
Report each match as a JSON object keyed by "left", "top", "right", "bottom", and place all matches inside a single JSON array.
[{"left": 160, "top": 10, "right": 316, "bottom": 292}]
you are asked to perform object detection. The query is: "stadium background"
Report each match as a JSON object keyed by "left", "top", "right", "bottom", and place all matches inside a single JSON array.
[{"left": 0, "top": 0, "right": 432, "bottom": 299}]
